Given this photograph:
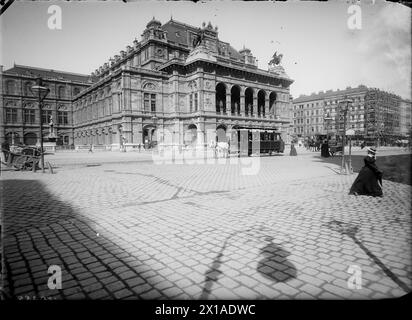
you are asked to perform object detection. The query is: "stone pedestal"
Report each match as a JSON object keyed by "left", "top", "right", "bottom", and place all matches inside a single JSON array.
[
  {"left": 186, "top": 44, "right": 217, "bottom": 64},
  {"left": 43, "top": 141, "right": 56, "bottom": 153},
  {"left": 268, "top": 64, "right": 289, "bottom": 78},
  {"left": 42, "top": 132, "right": 57, "bottom": 152}
]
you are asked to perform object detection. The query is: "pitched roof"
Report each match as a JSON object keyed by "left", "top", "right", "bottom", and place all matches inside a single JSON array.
[
  {"left": 293, "top": 85, "right": 369, "bottom": 103},
  {"left": 162, "top": 19, "right": 243, "bottom": 60},
  {"left": 162, "top": 19, "right": 198, "bottom": 46},
  {"left": 4, "top": 64, "right": 90, "bottom": 83}
]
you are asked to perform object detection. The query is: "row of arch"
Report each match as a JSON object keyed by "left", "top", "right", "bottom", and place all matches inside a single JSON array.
[{"left": 215, "top": 83, "right": 277, "bottom": 117}]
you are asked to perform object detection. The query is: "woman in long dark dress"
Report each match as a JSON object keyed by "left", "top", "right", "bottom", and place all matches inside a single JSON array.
[
  {"left": 289, "top": 143, "right": 297, "bottom": 156},
  {"left": 321, "top": 140, "right": 330, "bottom": 157},
  {"left": 349, "top": 147, "right": 383, "bottom": 197}
]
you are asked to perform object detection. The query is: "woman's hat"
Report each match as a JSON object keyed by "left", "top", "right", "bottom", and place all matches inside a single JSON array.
[{"left": 366, "top": 147, "right": 377, "bottom": 154}]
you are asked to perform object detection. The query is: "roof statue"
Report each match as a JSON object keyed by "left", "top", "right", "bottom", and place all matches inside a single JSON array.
[
  {"left": 192, "top": 28, "right": 205, "bottom": 48},
  {"left": 269, "top": 51, "right": 283, "bottom": 66}
]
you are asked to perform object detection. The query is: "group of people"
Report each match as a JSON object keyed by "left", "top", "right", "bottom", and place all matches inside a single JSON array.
[{"left": 289, "top": 139, "right": 330, "bottom": 157}]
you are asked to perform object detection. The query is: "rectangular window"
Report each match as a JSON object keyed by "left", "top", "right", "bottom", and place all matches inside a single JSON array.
[
  {"left": 144, "top": 93, "right": 150, "bottom": 111},
  {"left": 58, "top": 111, "right": 68, "bottom": 125},
  {"left": 151, "top": 94, "right": 156, "bottom": 112},
  {"left": 24, "top": 109, "right": 35, "bottom": 124},
  {"left": 5, "top": 108, "right": 17, "bottom": 123},
  {"left": 42, "top": 110, "right": 52, "bottom": 124},
  {"left": 189, "top": 94, "right": 193, "bottom": 112}
]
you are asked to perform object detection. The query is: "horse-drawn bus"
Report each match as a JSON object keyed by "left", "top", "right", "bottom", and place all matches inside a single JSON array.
[{"left": 230, "top": 128, "right": 285, "bottom": 156}]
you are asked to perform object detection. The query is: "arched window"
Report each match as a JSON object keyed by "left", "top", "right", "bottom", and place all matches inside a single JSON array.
[
  {"left": 24, "top": 132, "right": 37, "bottom": 146},
  {"left": 245, "top": 88, "right": 253, "bottom": 116},
  {"left": 216, "top": 83, "right": 226, "bottom": 113},
  {"left": 231, "top": 86, "right": 240, "bottom": 115}
]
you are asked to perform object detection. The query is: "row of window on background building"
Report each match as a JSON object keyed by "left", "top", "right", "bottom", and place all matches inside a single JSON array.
[
  {"left": 5, "top": 108, "right": 68, "bottom": 124},
  {"left": 294, "top": 97, "right": 363, "bottom": 109},
  {"left": 294, "top": 105, "right": 364, "bottom": 117},
  {"left": 4, "top": 80, "right": 81, "bottom": 98}
]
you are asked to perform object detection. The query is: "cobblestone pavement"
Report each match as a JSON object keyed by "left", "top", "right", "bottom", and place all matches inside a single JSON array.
[{"left": 1, "top": 151, "right": 411, "bottom": 300}]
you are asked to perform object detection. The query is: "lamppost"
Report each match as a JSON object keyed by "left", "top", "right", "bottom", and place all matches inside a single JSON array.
[
  {"left": 323, "top": 112, "right": 333, "bottom": 140},
  {"left": 31, "top": 78, "right": 50, "bottom": 173},
  {"left": 151, "top": 116, "right": 158, "bottom": 149},
  {"left": 338, "top": 98, "right": 352, "bottom": 174}
]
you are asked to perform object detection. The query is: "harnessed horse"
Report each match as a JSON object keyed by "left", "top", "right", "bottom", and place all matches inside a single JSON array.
[{"left": 209, "top": 141, "right": 230, "bottom": 158}]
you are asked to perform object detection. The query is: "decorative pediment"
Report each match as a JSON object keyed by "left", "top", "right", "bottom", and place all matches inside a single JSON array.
[
  {"left": 188, "top": 81, "right": 197, "bottom": 90},
  {"left": 23, "top": 101, "right": 35, "bottom": 108},
  {"left": 58, "top": 104, "right": 67, "bottom": 110},
  {"left": 5, "top": 100, "right": 17, "bottom": 107},
  {"left": 44, "top": 104, "right": 52, "bottom": 110},
  {"left": 142, "top": 82, "right": 157, "bottom": 91}
]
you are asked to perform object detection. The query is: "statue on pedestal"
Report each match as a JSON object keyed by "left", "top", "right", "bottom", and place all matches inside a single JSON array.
[
  {"left": 193, "top": 29, "right": 205, "bottom": 48},
  {"left": 49, "top": 116, "right": 56, "bottom": 138},
  {"left": 269, "top": 51, "right": 283, "bottom": 67}
]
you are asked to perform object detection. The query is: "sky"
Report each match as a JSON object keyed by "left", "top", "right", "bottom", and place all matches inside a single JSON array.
[{"left": 0, "top": 0, "right": 411, "bottom": 100}]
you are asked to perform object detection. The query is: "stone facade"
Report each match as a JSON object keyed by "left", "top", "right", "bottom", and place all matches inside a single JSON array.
[
  {"left": 72, "top": 18, "right": 294, "bottom": 150},
  {"left": 0, "top": 65, "right": 90, "bottom": 147}
]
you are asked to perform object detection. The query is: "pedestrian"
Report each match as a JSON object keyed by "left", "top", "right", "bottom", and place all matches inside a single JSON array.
[
  {"left": 289, "top": 143, "right": 297, "bottom": 156},
  {"left": 138, "top": 143, "right": 141, "bottom": 152},
  {"left": 1, "top": 140, "right": 10, "bottom": 162},
  {"left": 321, "top": 140, "right": 330, "bottom": 158},
  {"left": 88, "top": 144, "right": 93, "bottom": 153},
  {"left": 349, "top": 147, "right": 383, "bottom": 197}
]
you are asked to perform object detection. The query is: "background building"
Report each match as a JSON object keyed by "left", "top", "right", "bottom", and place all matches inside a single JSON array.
[
  {"left": 292, "top": 85, "right": 409, "bottom": 145},
  {"left": 0, "top": 65, "right": 90, "bottom": 147},
  {"left": 292, "top": 85, "right": 368, "bottom": 141}
]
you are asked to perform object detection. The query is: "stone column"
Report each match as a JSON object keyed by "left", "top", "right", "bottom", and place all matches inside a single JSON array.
[
  {"left": 265, "top": 98, "right": 270, "bottom": 118},
  {"left": 253, "top": 92, "right": 257, "bottom": 117},
  {"left": 240, "top": 92, "right": 245, "bottom": 117},
  {"left": 225, "top": 93, "right": 231, "bottom": 115}
]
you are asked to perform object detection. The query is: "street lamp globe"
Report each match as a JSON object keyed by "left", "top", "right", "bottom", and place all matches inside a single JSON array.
[{"left": 31, "top": 78, "right": 50, "bottom": 101}]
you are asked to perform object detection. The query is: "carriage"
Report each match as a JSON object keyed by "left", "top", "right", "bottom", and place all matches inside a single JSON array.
[
  {"left": 230, "top": 128, "right": 285, "bottom": 156},
  {"left": 328, "top": 143, "right": 343, "bottom": 157},
  {"left": 1, "top": 146, "right": 42, "bottom": 171}
]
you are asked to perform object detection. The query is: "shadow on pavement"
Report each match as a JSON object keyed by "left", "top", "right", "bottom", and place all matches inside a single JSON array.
[
  {"left": 312, "top": 154, "right": 411, "bottom": 185},
  {"left": 257, "top": 236, "right": 297, "bottom": 282},
  {"left": 1, "top": 179, "right": 164, "bottom": 300},
  {"left": 325, "top": 220, "right": 410, "bottom": 293}
]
